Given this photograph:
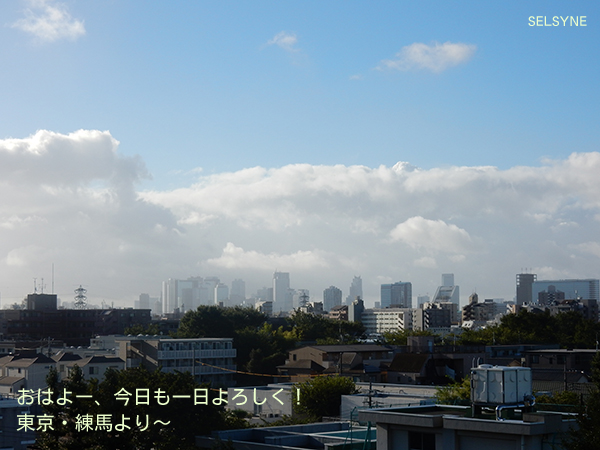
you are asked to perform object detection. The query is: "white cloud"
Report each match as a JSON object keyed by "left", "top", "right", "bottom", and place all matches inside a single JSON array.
[
  {"left": 6, "top": 245, "right": 45, "bottom": 267},
  {"left": 206, "top": 242, "right": 329, "bottom": 271},
  {"left": 378, "top": 41, "right": 476, "bottom": 73},
  {"left": 267, "top": 31, "right": 299, "bottom": 52},
  {"left": 390, "top": 216, "right": 478, "bottom": 254},
  {"left": 0, "top": 130, "right": 181, "bottom": 305},
  {"left": 12, "top": 0, "right": 85, "bottom": 42},
  {"left": 414, "top": 256, "right": 437, "bottom": 268},
  {"left": 0, "top": 215, "right": 46, "bottom": 230},
  {"left": 572, "top": 242, "right": 600, "bottom": 259},
  {"left": 4, "top": 128, "right": 600, "bottom": 307}
]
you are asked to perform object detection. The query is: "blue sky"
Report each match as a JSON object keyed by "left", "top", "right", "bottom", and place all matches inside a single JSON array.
[{"left": 0, "top": 1, "right": 598, "bottom": 308}]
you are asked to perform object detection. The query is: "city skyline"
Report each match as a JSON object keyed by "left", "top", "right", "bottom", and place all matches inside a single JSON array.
[{"left": 0, "top": 1, "right": 599, "bottom": 307}]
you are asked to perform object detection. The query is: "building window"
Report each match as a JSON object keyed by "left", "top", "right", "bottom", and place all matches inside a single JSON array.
[{"left": 409, "top": 431, "right": 436, "bottom": 450}]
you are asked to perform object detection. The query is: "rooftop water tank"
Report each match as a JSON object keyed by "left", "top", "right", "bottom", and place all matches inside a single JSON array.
[{"left": 471, "top": 365, "right": 532, "bottom": 405}]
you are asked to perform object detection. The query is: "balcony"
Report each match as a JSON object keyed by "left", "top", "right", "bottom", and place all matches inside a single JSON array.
[
  {"left": 157, "top": 349, "right": 236, "bottom": 360},
  {"left": 161, "top": 364, "right": 237, "bottom": 375}
]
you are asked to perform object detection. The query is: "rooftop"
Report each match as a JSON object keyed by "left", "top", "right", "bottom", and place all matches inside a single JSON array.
[{"left": 358, "top": 404, "right": 577, "bottom": 436}]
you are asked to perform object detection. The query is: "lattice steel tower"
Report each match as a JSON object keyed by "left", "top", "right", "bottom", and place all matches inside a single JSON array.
[{"left": 74, "top": 285, "right": 87, "bottom": 309}]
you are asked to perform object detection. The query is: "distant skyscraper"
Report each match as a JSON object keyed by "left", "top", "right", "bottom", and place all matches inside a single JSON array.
[
  {"left": 153, "top": 298, "right": 162, "bottom": 316},
  {"left": 139, "top": 293, "right": 150, "bottom": 310},
  {"left": 531, "top": 279, "right": 599, "bottom": 304},
  {"left": 273, "top": 272, "right": 292, "bottom": 312},
  {"left": 323, "top": 286, "right": 342, "bottom": 311},
  {"left": 230, "top": 279, "right": 246, "bottom": 305},
  {"left": 162, "top": 278, "right": 178, "bottom": 314},
  {"left": 215, "top": 283, "right": 229, "bottom": 305},
  {"left": 537, "top": 285, "right": 565, "bottom": 306},
  {"left": 178, "top": 276, "right": 203, "bottom": 311},
  {"left": 442, "top": 273, "right": 454, "bottom": 287},
  {"left": 200, "top": 277, "right": 220, "bottom": 306},
  {"left": 433, "top": 274, "right": 459, "bottom": 306},
  {"left": 381, "top": 282, "right": 412, "bottom": 308},
  {"left": 256, "top": 287, "right": 273, "bottom": 302},
  {"left": 516, "top": 273, "right": 537, "bottom": 306},
  {"left": 346, "top": 276, "right": 363, "bottom": 305}
]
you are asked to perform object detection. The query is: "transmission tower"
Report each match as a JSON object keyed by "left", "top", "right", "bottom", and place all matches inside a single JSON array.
[{"left": 74, "top": 285, "right": 88, "bottom": 309}]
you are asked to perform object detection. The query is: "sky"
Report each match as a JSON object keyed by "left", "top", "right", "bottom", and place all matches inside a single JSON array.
[{"left": 0, "top": 0, "right": 599, "bottom": 309}]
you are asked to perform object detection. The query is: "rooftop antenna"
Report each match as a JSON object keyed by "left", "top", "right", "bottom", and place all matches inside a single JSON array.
[
  {"left": 33, "top": 278, "right": 37, "bottom": 293},
  {"left": 40, "top": 278, "right": 44, "bottom": 294},
  {"left": 74, "top": 285, "right": 87, "bottom": 309}
]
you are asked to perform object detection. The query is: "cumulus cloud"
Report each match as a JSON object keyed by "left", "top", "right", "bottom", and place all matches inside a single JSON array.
[
  {"left": 139, "top": 153, "right": 600, "bottom": 303},
  {"left": 378, "top": 41, "right": 476, "bottom": 73},
  {"left": 0, "top": 130, "right": 180, "bottom": 305},
  {"left": 206, "top": 243, "right": 329, "bottom": 271},
  {"left": 266, "top": 31, "right": 299, "bottom": 52},
  {"left": 140, "top": 158, "right": 575, "bottom": 232},
  {"left": 12, "top": 0, "right": 85, "bottom": 43},
  {"left": 414, "top": 256, "right": 437, "bottom": 268},
  {"left": 390, "top": 217, "right": 478, "bottom": 254},
  {"left": 3, "top": 129, "right": 600, "bottom": 306},
  {"left": 572, "top": 242, "right": 600, "bottom": 258}
]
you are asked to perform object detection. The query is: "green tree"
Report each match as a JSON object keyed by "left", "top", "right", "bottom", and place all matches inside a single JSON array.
[
  {"left": 235, "top": 324, "right": 296, "bottom": 379},
  {"left": 434, "top": 377, "right": 471, "bottom": 405},
  {"left": 563, "top": 353, "right": 600, "bottom": 450},
  {"left": 455, "top": 310, "right": 600, "bottom": 348},
  {"left": 535, "top": 390, "right": 579, "bottom": 406},
  {"left": 177, "top": 305, "right": 266, "bottom": 339},
  {"left": 287, "top": 310, "right": 365, "bottom": 343},
  {"left": 380, "top": 329, "right": 434, "bottom": 346},
  {"left": 294, "top": 376, "right": 357, "bottom": 420}
]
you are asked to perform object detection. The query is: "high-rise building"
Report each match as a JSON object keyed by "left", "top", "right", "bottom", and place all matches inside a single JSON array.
[
  {"left": 273, "top": 272, "right": 292, "bottom": 312},
  {"left": 256, "top": 287, "right": 273, "bottom": 302},
  {"left": 537, "top": 285, "right": 565, "bottom": 306},
  {"left": 230, "top": 279, "right": 246, "bottom": 305},
  {"left": 177, "top": 276, "right": 203, "bottom": 311},
  {"left": 152, "top": 298, "right": 162, "bottom": 316},
  {"left": 323, "top": 286, "right": 342, "bottom": 311},
  {"left": 162, "top": 277, "right": 204, "bottom": 313},
  {"left": 162, "top": 278, "right": 178, "bottom": 314},
  {"left": 215, "top": 283, "right": 229, "bottom": 306},
  {"left": 442, "top": 273, "right": 454, "bottom": 287},
  {"left": 138, "top": 293, "right": 150, "bottom": 310},
  {"left": 348, "top": 296, "right": 365, "bottom": 322},
  {"left": 532, "top": 279, "right": 599, "bottom": 303},
  {"left": 433, "top": 273, "right": 459, "bottom": 306},
  {"left": 380, "top": 282, "right": 412, "bottom": 308},
  {"left": 516, "top": 273, "right": 537, "bottom": 306},
  {"left": 346, "top": 276, "right": 363, "bottom": 305}
]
